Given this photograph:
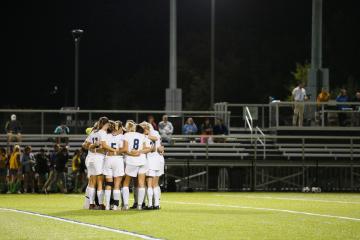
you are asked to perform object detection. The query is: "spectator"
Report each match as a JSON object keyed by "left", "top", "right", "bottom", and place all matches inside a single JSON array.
[
  {"left": 292, "top": 82, "right": 307, "bottom": 127},
  {"left": 72, "top": 149, "right": 81, "bottom": 193},
  {"left": 7, "top": 145, "right": 21, "bottom": 194},
  {"left": 54, "top": 146, "right": 69, "bottom": 193},
  {"left": 182, "top": 117, "right": 198, "bottom": 143},
  {"left": 78, "top": 147, "right": 88, "bottom": 192},
  {"left": 158, "top": 115, "right": 174, "bottom": 142},
  {"left": 22, "top": 146, "right": 35, "bottom": 193},
  {"left": 317, "top": 88, "right": 330, "bottom": 126},
  {"left": 182, "top": 118, "right": 198, "bottom": 135},
  {"left": 353, "top": 91, "right": 360, "bottom": 126},
  {"left": 5, "top": 114, "right": 22, "bottom": 143},
  {"left": 54, "top": 122, "right": 70, "bottom": 144},
  {"left": 0, "top": 148, "right": 8, "bottom": 193},
  {"left": 42, "top": 144, "right": 60, "bottom": 193},
  {"left": 336, "top": 88, "right": 349, "bottom": 126},
  {"left": 200, "top": 118, "right": 213, "bottom": 143},
  {"left": 213, "top": 118, "right": 229, "bottom": 143},
  {"left": 34, "top": 149, "right": 49, "bottom": 192},
  {"left": 147, "top": 115, "right": 158, "bottom": 130}
]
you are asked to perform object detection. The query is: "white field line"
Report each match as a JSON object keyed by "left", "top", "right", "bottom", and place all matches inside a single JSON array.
[
  {"left": 162, "top": 201, "right": 360, "bottom": 222},
  {"left": 214, "top": 194, "right": 360, "bottom": 205},
  {"left": 0, "top": 207, "right": 162, "bottom": 240}
]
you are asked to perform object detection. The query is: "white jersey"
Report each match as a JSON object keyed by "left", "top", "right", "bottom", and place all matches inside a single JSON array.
[
  {"left": 85, "top": 129, "right": 107, "bottom": 157},
  {"left": 105, "top": 133, "right": 125, "bottom": 152},
  {"left": 124, "top": 132, "right": 148, "bottom": 166},
  {"left": 147, "top": 130, "right": 163, "bottom": 170}
]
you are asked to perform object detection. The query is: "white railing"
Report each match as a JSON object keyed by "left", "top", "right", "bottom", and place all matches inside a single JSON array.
[{"left": 255, "top": 126, "right": 266, "bottom": 160}]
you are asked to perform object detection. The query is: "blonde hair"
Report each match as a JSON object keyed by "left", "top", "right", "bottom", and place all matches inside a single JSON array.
[
  {"left": 125, "top": 120, "right": 136, "bottom": 132},
  {"left": 139, "top": 121, "right": 151, "bottom": 131}
]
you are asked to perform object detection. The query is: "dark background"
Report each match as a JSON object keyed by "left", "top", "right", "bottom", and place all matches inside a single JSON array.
[{"left": 3, "top": 0, "right": 360, "bottom": 110}]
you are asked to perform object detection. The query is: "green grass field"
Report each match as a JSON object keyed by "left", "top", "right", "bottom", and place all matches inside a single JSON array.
[{"left": 1, "top": 192, "right": 360, "bottom": 240}]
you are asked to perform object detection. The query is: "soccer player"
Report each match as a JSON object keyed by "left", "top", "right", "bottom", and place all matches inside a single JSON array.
[
  {"left": 121, "top": 121, "right": 151, "bottom": 210},
  {"left": 143, "top": 122, "right": 164, "bottom": 209},
  {"left": 85, "top": 117, "right": 116, "bottom": 210},
  {"left": 103, "top": 121, "right": 128, "bottom": 210}
]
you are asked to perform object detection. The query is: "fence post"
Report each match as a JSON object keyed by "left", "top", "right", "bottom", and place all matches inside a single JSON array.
[
  {"left": 275, "top": 103, "right": 279, "bottom": 128},
  {"left": 350, "top": 138, "right": 354, "bottom": 190},
  {"left": 41, "top": 112, "right": 44, "bottom": 135}
]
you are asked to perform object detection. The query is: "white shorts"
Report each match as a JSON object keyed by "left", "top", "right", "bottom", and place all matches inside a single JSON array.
[
  {"left": 103, "top": 156, "right": 125, "bottom": 178},
  {"left": 125, "top": 164, "right": 148, "bottom": 177},
  {"left": 146, "top": 169, "right": 162, "bottom": 177},
  {"left": 86, "top": 153, "right": 105, "bottom": 176}
]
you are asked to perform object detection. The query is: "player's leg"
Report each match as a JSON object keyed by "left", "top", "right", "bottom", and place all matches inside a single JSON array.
[
  {"left": 130, "top": 177, "right": 138, "bottom": 209},
  {"left": 153, "top": 175, "right": 161, "bottom": 209},
  {"left": 121, "top": 175, "right": 132, "bottom": 210},
  {"left": 136, "top": 165, "right": 147, "bottom": 210},
  {"left": 146, "top": 175, "right": 154, "bottom": 209},
  {"left": 112, "top": 176, "right": 122, "bottom": 210}
]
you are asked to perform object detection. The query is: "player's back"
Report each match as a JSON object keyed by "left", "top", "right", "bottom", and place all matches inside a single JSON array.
[{"left": 124, "top": 132, "right": 147, "bottom": 166}]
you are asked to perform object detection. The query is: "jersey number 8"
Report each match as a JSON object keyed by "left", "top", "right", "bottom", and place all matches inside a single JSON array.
[{"left": 133, "top": 139, "right": 139, "bottom": 150}]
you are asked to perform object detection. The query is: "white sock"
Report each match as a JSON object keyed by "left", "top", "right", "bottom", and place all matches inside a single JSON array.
[
  {"left": 137, "top": 188, "right": 146, "bottom": 206},
  {"left": 97, "top": 190, "right": 104, "bottom": 205},
  {"left": 105, "top": 190, "right": 111, "bottom": 208},
  {"left": 83, "top": 186, "right": 90, "bottom": 209},
  {"left": 122, "top": 187, "right": 129, "bottom": 206},
  {"left": 113, "top": 190, "right": 120, "bottom": 206},
  {"left": 147, "top": 188, "right": 154, "bottom": 207},
  {"left": 154, "top": 186, "right": 160, "bottom": 207},
  {"left": 88, "top": 187, "right": 96, "bottom": 205}
]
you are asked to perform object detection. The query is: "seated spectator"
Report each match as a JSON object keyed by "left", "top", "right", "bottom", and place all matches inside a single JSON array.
[
  {"left": 54, "top": 122, "right": 70, "bottom": 144},
  {"left": 147, "top": 115, "right": 158, "bottom": 130},
  {"left": 72, "top": 149, "right": 81, "bottom": 193},
  {"left": 200, "top": 118, "right": 213, "bottom": 144},
  {"left": 158, "top": 115, "right": 174, "bottom": 143},
  {"left": 182, "top": 118, "right": 198, "bottom": 143},
  {"left": 0, "top": 148, "right": 8, "bottom": 193},
  {"left": 5, "top": 114, "right": 22, "bottom": 143},
  {"left": 22, "top": 146, "right": 35, "bottom": 193},
  {"left": 213, "top": 118, "right": 229, "bottom": 143},
  {"left": 34, "top": 149, "right": 49, "bottom": 192},
  {"left": 7, "top": 145, "right": 21, "bottom": 194},
  {"left": 336, "top": 88, "right": 349, "bottom": 126}
]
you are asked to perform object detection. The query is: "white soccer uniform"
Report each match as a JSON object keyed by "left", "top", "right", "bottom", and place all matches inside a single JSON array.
[
  {"left": 124, "top": 132, "right": 149, "bottom": 177},
  {"left": 85, "top": 129, "right": 107, "bottom": 176},
  {"left": 103, "top": 133, "right": 125, "bottom": 177},
  {"left": 146, "top": 130, "right": 164, "bottom": 177}
]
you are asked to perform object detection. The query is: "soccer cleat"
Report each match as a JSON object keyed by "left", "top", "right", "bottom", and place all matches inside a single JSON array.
[
  {"left": 144, "top": 206, "right": 154, "bottom": 210},
  {"left": 122, "top": 205, "right": 129, "bottom": 211},
  {"left": 130, "top": 202, "right": 138, "bottom": 209},
  {"left": 89, "top": 204, "right": 96, "bottom": 210},
  {"left": 153, "top": 206, "right": 160, "bottom": 210},
  {"left": 137, "top": 205, "right": 143, "bottom": 211},
  {"left": 105, "top": 206, "right": 110, "bottom": 210},
  {"left": 112, "top": 205, "right": 119, "bottom": 211},
  {"left": 142, "top": 202, "right": 146, "bottom": 209},
  {"left": 98, "top": 204, "right": 106, "bottom": 210}
]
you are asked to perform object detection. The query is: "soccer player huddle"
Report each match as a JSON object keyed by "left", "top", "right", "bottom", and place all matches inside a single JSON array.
[{"left": 82, "top": 117, "right": 164, "bottom": 211}]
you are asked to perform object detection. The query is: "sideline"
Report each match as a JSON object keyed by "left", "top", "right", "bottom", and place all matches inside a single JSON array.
[
  {"left": 163, "top": 200, "right": 360, "bottom": 222},
  {"left": 0, "top": 207, "right": 162, "bottom": 240}
]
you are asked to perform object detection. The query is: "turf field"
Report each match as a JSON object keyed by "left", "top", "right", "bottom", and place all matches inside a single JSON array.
[{"left": 0, "top": 192, "right": 360, "bottom": 240}]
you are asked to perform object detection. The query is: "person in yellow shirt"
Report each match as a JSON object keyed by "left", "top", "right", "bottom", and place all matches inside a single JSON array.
[
  {"left": 72, "top": 149, "right": 81, "bottom": 193},
  {"left": 8, "top": 145, "right": 21, "bottom": 194}
]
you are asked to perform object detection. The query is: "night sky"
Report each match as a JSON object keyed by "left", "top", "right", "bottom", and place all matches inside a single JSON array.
[{"left": 3, "top": 0, "right": 360, "bottom": 110}]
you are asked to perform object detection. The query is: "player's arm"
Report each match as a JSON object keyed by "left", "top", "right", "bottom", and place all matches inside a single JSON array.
[
  {"left": 147, "top": 135, "right": 158, "bottom": 142},
  {"left": 117, "top": 140, "right": 128, "bottom": 154},
  {"left": 140, "top": 142, "right": 151, "bottom": 154},
  {"left": 82, "top": 140, "right": 91, "bottom": 150},
  {"left": 157, "top": 145, "right": 165, "bottom": 155},
  {"left": 100, "top": 140, "right": 116, "bottom": 152}
]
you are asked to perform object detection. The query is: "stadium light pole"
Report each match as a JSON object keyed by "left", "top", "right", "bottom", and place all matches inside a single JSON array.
[
  {"left": 71, "top": 29, "right": 83, "bottom": 110},
  {"left": 166, "top": 0, "right": 182, "bottom": 112},
  {"left": 210, "top": 0, "right": 215, "bottom": 109},
  {"left": 72, "top": 29, "right": 83, "bottom": 134}
]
